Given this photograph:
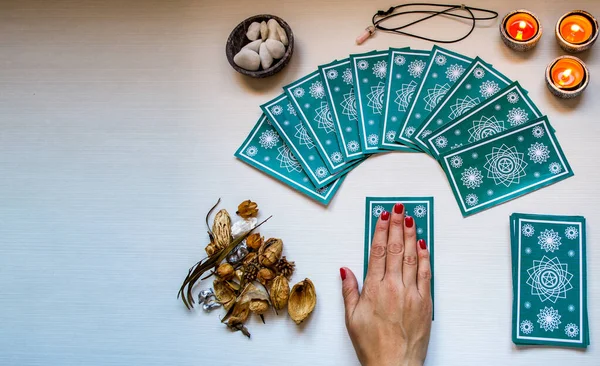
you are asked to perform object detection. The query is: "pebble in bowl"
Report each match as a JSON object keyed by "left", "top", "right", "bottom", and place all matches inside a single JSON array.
[{"left": 226, "top": 14, "right": 294, "bottom": 78}]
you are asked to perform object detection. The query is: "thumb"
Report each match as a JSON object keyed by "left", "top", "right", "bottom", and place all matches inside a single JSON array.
[{"left": 340, "top": 267, "right": 360, "bottom": 321}]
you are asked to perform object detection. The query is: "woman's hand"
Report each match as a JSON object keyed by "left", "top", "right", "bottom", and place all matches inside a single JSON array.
[{"left": 340, "top": 203, "right": 432, "bottom": 366}]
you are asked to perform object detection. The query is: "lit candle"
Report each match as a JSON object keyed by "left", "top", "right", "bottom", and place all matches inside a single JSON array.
[
  {"left": 500, "top": 10, "right": 542, "bottom": 51},
  {"left": 546, "top": 56, "right": 589, "bottom": 98},
  {"left": 555, "top": 11, "right": 598, "bottom": 53}
]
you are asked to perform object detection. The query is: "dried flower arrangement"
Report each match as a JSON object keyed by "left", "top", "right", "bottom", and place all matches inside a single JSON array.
[{"left": 178, "top": 199, "right": 316, "bottom": 337}]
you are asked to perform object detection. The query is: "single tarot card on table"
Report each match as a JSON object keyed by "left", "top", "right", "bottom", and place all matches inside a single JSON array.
[
  {"left": 319, "top": 58, "right": 364, "bottom": 161},
  {"left": 284, "top": 71, "right": 351, "bottom": 174},
  {"left": 426, "top": 82, "right": 543, "bottom": 159},
  {"left": 439, "top": 116, "right": 573, "bottom": 217},
  {"left": 414, "top": 57, "right": 512, "bottom": 154},
  {"left": 235, "top": 114, "right": 345, "bottom": 205},
  {"left": 396, "top": 45, "right": 473, "bottom": 149},
  {"left": 261, "top": 94, "right": 358, "bottom": 188},
  {"left": 380, "top": 48, "right": 430, "bottom": 151},
  {"left": 351, "top": 50, "right": 390, "bottom": 154},
  {"left": 511, "top": 213, "right": 588, "bottom": 347}
]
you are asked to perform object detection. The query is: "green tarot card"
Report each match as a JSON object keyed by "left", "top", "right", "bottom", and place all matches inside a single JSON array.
[
  {"left": 426, "top": 82, "right": 543, "bottom": 159},
  {"left": 439, "top": 116, "right": 573, "bottom": 217},
  {"left": 319, "top": 58, "right": 365, "bottom": 161},
  {"left": 413, "top": 57, "right": 512, "bottom": 153},
  {"left": 284, "top": 71, "right": 351, "bottom": 174},
  {"left": 380, "top": 48, "right": 431, "bottom": 151},
  {"left": 351, "top": 50, "right": 390, "bottom": 154},
  {"left": 395, "top": 46, "right": 473, "bottom": 149},
  {"left": 235, "top": 114, "right": 345, "bottom": 205},
  {"left": 511, "top": 213, "right": 588, "bottom": 347},
  {"left": 261, "top": 94, "right": 356, "bottom": 189}
]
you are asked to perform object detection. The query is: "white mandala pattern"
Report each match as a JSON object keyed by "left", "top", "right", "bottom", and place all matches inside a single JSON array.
[
  {"left": 448, "top": 95, "right": 481, "bottom": 120},
  {"left": 372, "top": 205, "right": 385, "bottom": 217},
  {"left": 347, "top": 140, "right": 360, "bottom": 152},
  {"left": 259, "top": 129, "right": 279, "bottom": 149},
  {"left": 435, "top": 136, "right": 448, "bottom": 148},
  {"left": 386, "top": 130, "right": 396, "bottom": 142},
  {"left": 532, "top": 126, "right": 545, "bottom": 138},
  {"left": 341, "top": 88, "right": 358, "bottom": 121},
  {"left": 565, "top": 226, "right": 579, "bottom": 240},
  {"left": 527, "top": 256, "right": 573, "bottom": 303},
  {"left": 408, "top": 59, "right": 426, "bottom": 78},
  {"left": 507, "top": 107, "right": 529, "bottom": 126},
  {"left": 357, "top": 60, "right": 369, "bottom": 70},
  {"left": 507, "top": 92, "right": 520, "bottom": 103},
  {"left": 528, "top": 142, "right": 550, "bottom": 164},
  {"left": 367, "top": 82, "right": 386, "bottom": 115},
  {"left": 287, "top": 102, "right": 297, "bottom": 116},
  {"left": 294, "top": 123, "right": 315, "bottom": 149},
  {"left": 549, "top": 162, "right": 563, "bottom": 175},
  {"left": 367, "top": 133, "right": 379, "bottom": 146},
  {"left": 565, "top": 323, "right": 579, "bottom": 338},
  {"left": 394, "top": 55, "right": 406, "bottom": 66},
  {"left": 372, "top": 60, "right": 388, "bottom": 79},
  {"left": 522, "top": 224, "right": 535, "bottom": 237},
  {"left": 342, "top": 68, "right": 353, "bottom": 85},
  {"left": 326, "top": 69, "right": 338, "bottom": 80},
  {"left": 538, "top": 229, "right": 562, "bottom": 252},
  {"left": 450, "top": 156, "right": 463, "bottom": 168},
  {"left": 435, "top": 54, "right": 447, "bottom": 65},
  {"left": 424, "top": 83, "right": 451, "bottom": 112},
  {"left": 473, "top": 67, "right": 486, "bottom": 79},
  {"left": 468, "top": 116, "right": 506, "bottom": 143},
  {"left": 315, "top": 166, "right": 329, "bottom": 178},
  {"left": 465, "top": 193, "right": 479, "bottom": 206},
  {"left": 276, "top": 145, "right": 303, "bottom": 173},
  {"left": 309, "top": 80, "right": 326, "bottom": 99},
  {"left": 480, "top": 80, "right": 500, "bottom": 98},
  {"left": 293, "top": 87, "right": 305, "bottom": 98},
  {"left": 414, "top": 205, "right": 427, "bottom": 218},
  {"left": 271, "top": 105, "right": 283, "bottom": 115},
  {"left": 537, "top": 307, "right": 561, "bottom": 332},
  {"left": 405, "top": 126, "right": 416, "bottom": 137},
  {"left": 315, "top": 101, "right": 335, "bottom": 133},
  {"left": 461, "top": 167, "right": 484, "bottom": 189},
  {"left": 483, "top": 144, "right": 528, "bottom": 187},
  {"left": 395, "top": 80, "right": 417, "bottom": 112},
  {"left": 446, "top": 64, "right": 465, "bottom": 82},
  {"left": 520, "top": 320, "right": 534, "bottom": 335},
  {"left": 246, "top": 145, "right": 258, "bottom": 157}
]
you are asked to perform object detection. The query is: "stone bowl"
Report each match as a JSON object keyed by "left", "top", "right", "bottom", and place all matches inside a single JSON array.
[{"left": 226, "top": 14, "right": 294, "bottom": 78}]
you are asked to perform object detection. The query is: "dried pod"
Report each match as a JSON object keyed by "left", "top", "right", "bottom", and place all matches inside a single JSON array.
[
  {"left": 236, "top": 199, "right": 259, "bottom": 219},
  {"left": 288, "top": 278, "right": 316, "bottom": 325},
  {"left": 243, "top": 252, "right": 257, "bottom": 266},
  {"left": 234, "top": 269, "right": 244, "bottom": 282},
  {"left": 213, "top": 279, "right": 236, "bottom": 310},
  {"left": 259, "top": 238, "right": 283, "bottom": 267},
  {"left": 205, "top": 242, "right": 219, "bottom": 257},
  {"left": 246, "top": 233, "right": 263, "bottom": 251},
  {"left": 270, "top": 275, "right": 290, "bottom": 310},
  {"left": 228, "top": 301, "right": 250, "bottom": 324},
  {"left": 212, "top": 209, "right": 232, "bottom": 252},
  {"left": 257, "top": 268, "right": 275, "bottom": 285},
  {"left": 249, "top": 299, "right": 269, "bottom": 315},
  {"left": 216, "top": 263, "right": 234, "bottom": 281},
  {"left": 244, "top": 262, "right": 259, "bottom": 283},
  {"left": 275, "top": 256, "right": 295, "bottom": 278}
]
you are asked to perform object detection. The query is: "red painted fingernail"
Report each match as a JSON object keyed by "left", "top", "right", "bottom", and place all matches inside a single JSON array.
[
  {"left": 394, "top": 203, "right": 404, "bottom": 214},
  {"left": 405, "top": 216, "right": 414, "bottom": 228},
  {"left": 419, "top": 239, "right": 427, "bottom": 250},
  {"left": 340, "top": 267, "right": 346, "bottom": 280},
  {"left": 381, "top": 211, "right": 390, "bottom": 221}
]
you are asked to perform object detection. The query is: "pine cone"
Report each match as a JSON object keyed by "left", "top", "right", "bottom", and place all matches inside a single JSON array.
[
  {"left": 236, "top": 200, "right": 259, "bottom": 219},
  {"left": 275, "top": 256, "right": 295, "bottom": 279},
  {"left": 243, "top": 261, "right": 260, "bottom": 282}
]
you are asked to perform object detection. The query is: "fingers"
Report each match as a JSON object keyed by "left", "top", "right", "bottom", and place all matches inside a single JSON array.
[
  {"left": 417, "top": 239, "right": 432, "bottom": 298},
  {"left": 366, "top": 210, "right": 390, "bottom": 282},
  {"left": 340, "top": 267, "right": 360, "bottom": 323},
  {"left": 385, "top": 203, "right": 405, "bottom": 279},
  {"left": 402, "top": 215, "right": 418, "bottom": 288}
]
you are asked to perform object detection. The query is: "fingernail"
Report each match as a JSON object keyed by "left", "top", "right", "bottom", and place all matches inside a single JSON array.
[
  {"left": 394, "top": 203, "right": 404, "bottom": 214},
  {"left": 405, "top": 216, "right": 414, "bottom": 228},
  {"left": 419, "top": 239, "right": 427, "bottom": 250},
  {"left": 381, "top": 211, "right": 390, "bottom": 221},
  {"left": 340, "top": 267, "right": 347, "bottom": 280}
]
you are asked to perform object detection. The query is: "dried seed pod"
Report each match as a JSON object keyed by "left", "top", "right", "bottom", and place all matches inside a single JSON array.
[
  {"left": 234, "top": 269, "right": 244, "bottom": 282},
  {"left": 249, "top": 299, "right": 269, "bottom": 315},
  {"left": 246, "top": 233, "right": 263, "bottom": 251},
  {"left": 236, "top": 199, "right": 259, "bottom": 219},
  {"left": 213, "top": 279, "right": 236, "bottom": 310},
  {"left": 259, "top": 238, "right": 283, "bottom": 267},
  {"left": 270, "top": 275, "right": 290, "bottom": 310},
  {"left": 257, "top": 268, "right": 275, "bottom": 285},
  {"left": 216, "top": 263, "right": 234, "bottom": 281},
  {"left": 212, "top": 209, "right": 232, "bottom": 252},
  {"left": 288, "top": 278, "right": 316, "bottom": 325},
  {"left": 228, "top": 301, "right": 250, "bottom": 324},
  {"left": 243, "top": 252, "right": 257, "bottom": 266},
  {"left": 244, "top": 262, "right": 259, "bottom": 283},
  {"left": 275, "top": 256, "right": 295, "bottom": 278},
  {"left": 205, "top": 242, "right": 219, "bottom": 257}
]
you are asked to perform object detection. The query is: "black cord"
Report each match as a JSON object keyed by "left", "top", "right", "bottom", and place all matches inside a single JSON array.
[{"left": 372, "top": 3, "right": 498, "bottom": 44}]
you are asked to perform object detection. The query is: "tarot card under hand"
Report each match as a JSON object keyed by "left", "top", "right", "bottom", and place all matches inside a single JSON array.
[
  {"left": 351, "top": 50, "right": 390, "bottom": 153},
  {"left": 413, "top": 57, "right": 512, "bottom": 153},
  {"left": 511, "top": 213, "right": 588, "bottom": 347},
  {"left": 396, "top": 46, "right": 473, "bottom": 149},
  {"left": 235, "top": 114, "right": 345, "bottom": 205},
  {"left": 380, "top": 48, "right": 430, "bottom": 151},
  {"left": 284, "top": 71, "right": 350, "bottom": 174},
  {"left": 319, "top": 58, "right": 364, "bottom": 161},
  {"left": 439, "top": 116, "right": 573, "bottom": 217},
  {"left": 426, "top": 82, "right": 543, "bottom": 159}
]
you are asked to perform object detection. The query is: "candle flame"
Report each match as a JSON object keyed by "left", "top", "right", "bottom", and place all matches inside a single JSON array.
[
  {"left": 571, "top": 24, "right": 581, "bottom": 33},
  {"left": 519, "top": 21, "right": 527, "bottom": 29},
  {"left": 562, "top": 68, "right": 572, "bottom": 80}
]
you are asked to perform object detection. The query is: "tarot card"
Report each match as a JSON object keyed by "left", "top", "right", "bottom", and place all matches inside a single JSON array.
[
  {"left": 413, "top": 57, "right": 512, "bottom": 153},
  {"left": 235, "top": 114, "right": 345, "bottom": 205},
  {"left": 395, "top": 46, "right": 473, "bottom": 149},
  {"left": 351, "top": 50, "right": 390, "bottom": 153},
  {"left": 439, "top": 116, "right": 573, "bottom": 217},
  {"left": 380, "top": 48, "right": 431, "bottom": 151},
  {"left": 426, "top": 82, "right": 543, "bottom": 159},
  {"left": 511, "top": 213, "right": 588, "bottom": 347},
  {"left": 319, "top": 58, "right": 364, "bottom": 161}
]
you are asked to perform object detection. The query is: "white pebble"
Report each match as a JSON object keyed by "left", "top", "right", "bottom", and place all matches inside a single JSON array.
[
  {"left": 265, "top": 39, "right": 286, "bottom": 59},
  {"left": 267, "top": 19, "right": 280, "bottom": 41},
  {"left": 276, "top": 23, "right": 288, "bottom": 46},
  {"left": 242, "top": 39, "right": 262, "bottom": 53},
  {"left": 259, "top": 42, "right": 274, "bottom": 69},
  {"left": 246, "top": 22, "right": 261, "bottom": 41},
  {"left": 233, "top": 48, "right": 260, "bottom": 71},
  {"left": 260, "top": 21, "right": 268, "bottom": 41}
]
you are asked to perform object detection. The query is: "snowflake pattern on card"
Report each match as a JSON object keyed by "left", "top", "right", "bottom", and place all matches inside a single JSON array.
[
  {"left": 532, "top": 126, "right": 545, "bottom": 138},
  {"left": 435, "top": 136, "right": 448, "bottom": 148},
  {"left": 326, "top": 69, "right": 338, "bottom": 80},
  {"left": 480, "top": 80, "right": 500, "bottom": 98},
  {"left": 527, "top": 256, "right": 573, "bottom": 303},
  {"left": 367, "top": 133, "right": 379, "bottom": 146},
  {"left": 424, "top": 83, "right": 451, "bottom": 112},
  {"left": 271, "top": 105, "right": 283, "bottom": 115},
  {"left": 565, "top": 323, "right": 579, "bottom": 338},
  {"left": 450, "top": 156, "right": 463, "bottom": 168},
  {"left": 507, "top": 92, "right": 520, "bottom": 103},
  {"left": 448, "top": 95, "right": 481, "bottom": 120},
  {"left": 461, "top": 167, "right": 483, "bottom": 189},
  {"left": 385, "top": 130, "right": 396, "bottom": 142},
  {"left": 473, "top": 67, "right": 485, "bottom": 79},
  {"left": 520, "top": 320, "right": 534, "bottom": 334},
  {"left": 395, "top": 80, "right": 417, "bottom": 112},
  {"left": 293, "top": 87, "right": 305, "bottom": 98},
  {"left": 287, "top": 102, "right": 297, "bottom": 116},
  {"left": 367, "top": 82, "right": 385, "bottom": 115},
  {"left": 372, "top": 205, "right": 385, "bottom": 217},
  {"left": 341, "top": 88, "right": 358, "bottom": 121},
  {"left": 522, "top": 224, "right": 535, "bottom": 237},
  {"left": 405, "top": 126, "right": 416, "bottom": 137},
  {"left": 259, "top": 129, "right": 279, "bottom": 149},
  {"left": 413, "top": 205, "right": 427, "bottom": 218},
  {"left": 468, "top": 116, "right": 506, "bottom": 143},
  {"left": 445, "top": 64, "right": 465, "bottom": 82},
  {"left": 507, "top": 107, "right": 529, "bottom": 126},
  {"left": 309, "top": 80, "right": 326, "bottom": 99},
  {"left": 537, "top": 307, "right": 561, "bottom": 332},
  {"left": 294, "top": 123, "right": 315, "bottom": 149},
  {"left": 342, "top": 68, "right": 353, "bottom": 85},
  {"left": 408, "top": 59, "right": 426, "bottom": 78},
  {"left": 314, "top": 101, "right": 335, "bottom": 133},
  {"left": 435, "top": 54, "right": 447, "bottom": 66},
  {"left": 528, "top": 143, "right": 550, "bottom": 164},
  {"left": 276, "top": 145, "right": 303, "bottom": 173},
  {"left": 538, "top": 229, "right": 562, "bottom": 252},
  {"left": 565, "top": 226, "right": 578, "bottom": 240},
  {"left": 549, "top": 162, "right": 563, "bottom": 175},
  {"left": 315, "top": 166, "right": 329, "bottom": 178},
  {"left": 347, "top": 140, "right": 360, "bottom": 152},
  {"left": 372, "top": 60, "right": 387, "bottom": 79},
  {"left": 394, "top": 55, "right": 406, "bottom": 66},
  {"left": 465, "top": 193, "right": 479, "bottom": 206},
  {"left": 483, "top": 144, "right": 527, "bottom": 187},
  {"left": 330, "top": 151, "right": 343, "bottom": 163},
  {"left": 245, "top": 145, "right": 258, "bottom": 157},
  {"left": 357, "top": 60, "right": 369, "bottom": 70}
]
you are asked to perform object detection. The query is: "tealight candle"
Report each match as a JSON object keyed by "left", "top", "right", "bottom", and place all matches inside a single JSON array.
[
  {"left": 500, "top": 10, "right": 542, "bottom": 51},
  {"left": 545, "top": 56, "right": 589, "bottom": 99},
  {"left": 555, "top": 11, "right": 598, "bottom": 53}
]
